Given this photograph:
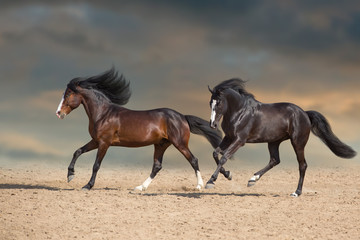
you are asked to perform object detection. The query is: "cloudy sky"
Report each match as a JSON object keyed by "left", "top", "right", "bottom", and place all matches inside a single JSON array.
[{"left": 0, "top": 1, "right": 359, "bottom": 171}]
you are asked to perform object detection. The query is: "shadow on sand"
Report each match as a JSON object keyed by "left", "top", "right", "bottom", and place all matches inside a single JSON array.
[
  {"left": 0, "top": 183, "right": 72, "bottom": 191},
  {"left": 129, "top": 191, "right": 266, "bottom": 199},
  {"left": 0, "top": 183, "right": 124, "bottom": 191},
  {"left": 0, "top": 184, "right": 277, "bottom": 198}
]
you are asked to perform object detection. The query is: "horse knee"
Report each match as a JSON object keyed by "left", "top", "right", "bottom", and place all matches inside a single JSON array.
[
  {"left": 92, "top": 162, "right": 101, "bottom": 172},
  {"left": 299, "top": 161, "right": 307, "bottom": 172},
  {"left": 213, "top": 147, "right": 221, "bottom": 157}
]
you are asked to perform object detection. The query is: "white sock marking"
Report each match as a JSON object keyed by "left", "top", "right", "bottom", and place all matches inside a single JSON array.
[
  {"left": 250, "top": 174, "right": 260, "bottom": 182},
  {"left": 290, "top": 192, "right": 299, "bottom": 197},
  {"left": 134, "top": 176, "right": 153, "bottom": 191},
  {"left": 196, "top": 170, "right": 204, "bottom": 189},
  {"left": 142, "top": 176, "right": 153, "bottom": 189}
]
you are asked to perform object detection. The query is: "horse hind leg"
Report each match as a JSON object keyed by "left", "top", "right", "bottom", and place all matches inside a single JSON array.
[
  {"left": 288, "top": 113, "right": 310, "bottom": 197},
  {"left": 291, "top": 145, "right": 308, "bottom": 197},
  {"left": 248, "top": 141, "right": 281, "bottom": 187},
  {"left": 134, "top": 140, "right": 171, "bottom": 191},
  {"left": 174, "top": 143, "right": 204, "bottom": 190},
  {"left": 181, "top": 147, "right": 204, "bottom": 190}
]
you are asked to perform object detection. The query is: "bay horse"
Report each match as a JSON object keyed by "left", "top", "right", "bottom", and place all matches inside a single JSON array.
[
  {"left": 206, "top": 78, "right": 356, "bottom": 197},
  {"left": 56, "top": 68, "right": 224, "bottom": 191}
]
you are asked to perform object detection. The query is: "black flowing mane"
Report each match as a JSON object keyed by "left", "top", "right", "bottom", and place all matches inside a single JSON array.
[
  {"left": 67, "top": 67, "right": 131, "bottom": 105},
  {"left": 212, "top": 78, "right": 255, "bottom": 99}
]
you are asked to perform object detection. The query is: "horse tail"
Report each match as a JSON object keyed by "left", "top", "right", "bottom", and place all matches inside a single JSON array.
[
  {"left": 185, "top": 115, "right": 222, "bottom": 149},
  {"left": 306, "top": 111, "right": 356, "bottom": 159}
]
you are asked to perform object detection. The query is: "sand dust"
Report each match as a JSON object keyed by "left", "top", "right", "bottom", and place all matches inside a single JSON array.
[{"left": 1, "top": 164, "right": 359, "bottom": 239}]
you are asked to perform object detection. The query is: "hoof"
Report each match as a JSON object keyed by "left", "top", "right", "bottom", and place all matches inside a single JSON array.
[
  {"left": 227, "top": 172, "right": 232, "bottom": 181},
  {"left": 67, "top": 175, "right": 75, "bottom": 183},
  {"left": 81, "top": 184, "right": 91, "bottom": 191},
  {"left": 205, "top": 183, "right": 215, "bottom": 189},
  {"left": 290, "top": 192, "right": 299, "bottom": 197},
  {"left": 247, "top": 180, "right": 256, "bottom": 187},
  {"left": 133, "top": 185, "right": 145, "bottom": 192},
  {"left": 247, "top": 175, "right": 260, "bottom": 187},
  {"left": 196, "top": 184, "right": 203, "bottom": 191}
]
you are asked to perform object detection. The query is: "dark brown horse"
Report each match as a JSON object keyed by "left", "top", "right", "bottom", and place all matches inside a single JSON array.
[
  {"left": 56, "top": 68, "right": 223, "bottom": 191},
  {"left": 206, "top": 79, "right": 356, "bottom": 197}
]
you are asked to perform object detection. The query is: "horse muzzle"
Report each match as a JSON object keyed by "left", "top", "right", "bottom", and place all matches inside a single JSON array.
[
  {"left": 56, "top": 111, "right": 66, "bottom": 119},
  {"left": 210, "top": 120, "right": 218, "bottom": 129}
]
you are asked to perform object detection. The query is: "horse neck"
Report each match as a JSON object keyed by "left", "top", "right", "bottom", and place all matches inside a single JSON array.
[
  {"left": 223, "top": 90, "right": 257, "bottom": 120},
  {"left": 79, "top": 89, "right": 111, "bottom": 122}
]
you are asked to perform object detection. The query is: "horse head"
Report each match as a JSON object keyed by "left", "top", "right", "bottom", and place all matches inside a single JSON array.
[
  {"left": 56, "top": 81, "right": 82, "bottom": 119},
  {"left": 208, "top": 87, "right": 227, "bottom": 129}
]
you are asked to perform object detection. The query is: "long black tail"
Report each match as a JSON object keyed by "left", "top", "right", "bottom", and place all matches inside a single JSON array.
[
  {"left": 185, "top": 115, "right": 222, "bottom": 149},
  {"left": 306, "top": 111, "right": 356, "bottom": 159}
]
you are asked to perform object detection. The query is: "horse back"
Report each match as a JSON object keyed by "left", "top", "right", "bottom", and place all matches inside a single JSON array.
[{"left": 246, "top": 102, "right": 310, "bottom": 143}]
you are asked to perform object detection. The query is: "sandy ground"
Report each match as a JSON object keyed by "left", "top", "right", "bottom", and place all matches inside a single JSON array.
[{"left": 0, "top": 163, "right": 359, "bottom": 240}]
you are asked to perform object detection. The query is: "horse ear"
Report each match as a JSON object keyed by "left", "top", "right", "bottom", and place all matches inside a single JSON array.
[
  {"left": 216, "top": 88, "right": 222, "bottom": 94},
  {"left": 208, "top": 85, "right": 214, "bottom": 94}
]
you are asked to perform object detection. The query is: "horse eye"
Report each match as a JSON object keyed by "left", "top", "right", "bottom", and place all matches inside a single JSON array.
[{"left": 65, "top": 91, "right": 72, "bottom": 99}]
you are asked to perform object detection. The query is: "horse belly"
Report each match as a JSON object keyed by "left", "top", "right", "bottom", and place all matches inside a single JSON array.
[
  {"left": 112, "top": 123, "right": 167, "bottom": 147},
  {"left": 247, "top": 119, "right": 290, "bottom": 143}
]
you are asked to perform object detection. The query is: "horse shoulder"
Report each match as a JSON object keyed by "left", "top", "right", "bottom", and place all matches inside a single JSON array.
[{"left": 89, "top": 106, "right": 123, "bottom": 139}]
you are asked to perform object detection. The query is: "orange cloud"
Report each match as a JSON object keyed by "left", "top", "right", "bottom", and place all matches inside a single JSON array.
[
  {"left": 251, "top": 88, "right": 360, "bottom": 117},
  {"left": 29, "top": 90, "right": 64, "bottom": 112},
  {"left": 0, "top": 131, "right": 65, "bottom": 157}
]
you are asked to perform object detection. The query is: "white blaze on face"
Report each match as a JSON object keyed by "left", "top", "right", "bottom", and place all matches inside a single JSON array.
[
  {"left": 210, "top": 99, "right": 217, "bottom": 124},
  {"left": 56, "top": 93, "right": 65, "bottom": 118}
]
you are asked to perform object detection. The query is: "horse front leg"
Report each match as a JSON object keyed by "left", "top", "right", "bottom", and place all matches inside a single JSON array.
[
  {"left": 67, "top": 139, "right": 98, "bottom": 182},
  {"left": 213, "top": 146, "right": 232, "bottom": 181},
  {"left": 206, "top": 138, "right": 244, "bottom": 189},
  {"left": 82, "top": 142, "right": 109, "bottom": 190}
]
